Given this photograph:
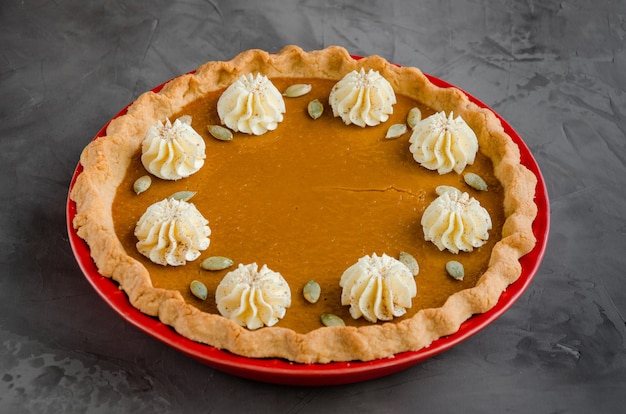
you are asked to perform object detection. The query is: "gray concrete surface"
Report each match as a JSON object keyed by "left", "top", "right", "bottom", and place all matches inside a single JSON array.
[{"left": 1, "top": 0, "right": 625, "bottom": 412}]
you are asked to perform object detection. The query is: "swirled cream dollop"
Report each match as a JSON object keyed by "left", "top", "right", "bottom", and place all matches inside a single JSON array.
[
  {"left": 421, "top": 186, "right": 492, "bottom": 253},
  {"left": 216, "top": 263, "right": 291, "bottom": 330},
  {"left": 134, "top": 198, "right": 211, "bottom": 266},
  {"left": 217, "top": 73, "right": 286, "bottom": 135},
  {"left": 141, "top": 117, "right": 206, "bottom": 180},
  {"left": 408, "top": 111, "right": 478, "bottom": 174},
  {"left": 340, "top": 253, "right": 417, "bottom": 323},
  {"left": 329, "top": 68, "right": 396, "bottom": 127}
]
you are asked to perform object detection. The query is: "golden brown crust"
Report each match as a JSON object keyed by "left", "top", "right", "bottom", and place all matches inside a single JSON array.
[{"left": 70, "top": 45, "right": 537, "bottom": 363}]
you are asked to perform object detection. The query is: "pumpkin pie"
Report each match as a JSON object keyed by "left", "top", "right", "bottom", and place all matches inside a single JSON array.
[{"left": 70, "top": 45, "right": 537, "bottom": 363}]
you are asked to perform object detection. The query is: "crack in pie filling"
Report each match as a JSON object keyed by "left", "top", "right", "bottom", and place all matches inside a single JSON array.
[{"left": 70, "top": 46, "right": 537, "bottom": 363}]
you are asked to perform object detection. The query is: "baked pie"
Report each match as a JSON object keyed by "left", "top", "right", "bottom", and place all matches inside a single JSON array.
[{"left": 70, "top": 46, "right": 537, "bottom": 363}]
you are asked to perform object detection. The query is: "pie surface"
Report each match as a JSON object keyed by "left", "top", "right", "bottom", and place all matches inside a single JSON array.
[{"left": 70, "top": 46, "right": 538, "bottom": 363}]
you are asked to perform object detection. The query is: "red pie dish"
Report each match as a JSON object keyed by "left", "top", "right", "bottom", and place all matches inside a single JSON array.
[{"left": 67, "top": 49, "right": 549, "bottom": 386}]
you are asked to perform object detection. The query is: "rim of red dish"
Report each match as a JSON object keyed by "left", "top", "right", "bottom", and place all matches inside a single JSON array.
[{"left": 66, "top": 63, "right": 550, "bottom": 386}]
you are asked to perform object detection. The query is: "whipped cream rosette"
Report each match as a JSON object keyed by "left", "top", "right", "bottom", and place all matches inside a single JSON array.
[
  {"left": 217, "top": 73, "right": 286, "bottom": 135},
  {"left": 216, "top": 263, "right": 291, "bottom": 330},
  {"left": 340, "top": 253, "right": 417, "bottom": 323},
  {"left": 329, "top": 68, "right": 396, "bottom": 127},
  {"left": 409, "top": 111, "right": 478, "bottom": 174},
  {"left": 422, "top": 186, "right": 492, "bottom": 254},
  {"left": 141, "top": 117, "right": 206, "bottom": 180},
  {"left": 134, "top": 198, "right": 211, "bottom": 266}
]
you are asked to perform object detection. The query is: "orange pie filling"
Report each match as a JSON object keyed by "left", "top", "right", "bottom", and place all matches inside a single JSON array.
[{"left": 112, "top": 78, "right": 504, "bottom": 335}]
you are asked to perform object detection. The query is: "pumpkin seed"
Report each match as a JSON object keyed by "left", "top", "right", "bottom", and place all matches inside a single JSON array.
[
  {"left": 307, "top": 99, "right": 324, "bottom": 120},
  {"left": 201, "top": 256, "right": 234, "bottom": 271},
  {"left": 435, "top": 185, "right": 461, "bottom": 197},
  {"left": 385, "top": 123, "right": 408, "bottom": 139},
  {"left": 169, "top": 190, "right": 196, "bottom": 202},
  {"left": 133, "top": 175, "right": 152, "bottom": 195},
  {"left": 464, "top": 172, "right": 488, "bottom": 191},
  {"left": 303, "top": 280, "right": 321, "bottom": 304},
  {"left": 283, "top": 83, "right": 312, "bottom": 98},
  {"left": 190, "top": 279, "right": 208, "bottom": 300},
  {"left": 399, "top": 251, "right": 419, "bottom": 276},
  {"left": 446, "top": 260, "right": 465, "bottom": 281},
  {"left": 207, "top": 124, "right": 233, "bottom": 141},
  {"left": 178, "top": 115, "right": 192, "bottom": 125},
  {"left": 321, "top": 313, "right": 345, "bottom": 327},
  {"left": 407, "top": 107, "right": 422, "bottom": 129}
]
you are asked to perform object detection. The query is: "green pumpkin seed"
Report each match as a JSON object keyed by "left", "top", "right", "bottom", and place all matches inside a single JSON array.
[
  {"left": 385, "top": 123, "right": 408, "bottom": 139},
  {"left": 464, "top": 172, "right": 488, "bottom": 191},
  {"left": 169, "top": 190, "right": 196, "bottom": 202},
  {"left": 303, "top": 280, "right": 321, "bottom": 304},
  {"left": 190, "top": 279, "right": 208, "bottom": 300},
  {"left": 321, "top": 313, "right": 345, "bottom": 327},
  {"left": 201, "top": 256, "right": 234, "bottom": 271},
  {"left": 399, "top": 251, "right": 419, "bottom": 276},
  {"left": 446, "top": 260, "right": 465, "bottom": 281},
  {"left": 207, "top": 124, "right": 233, "bottom": 141},
  {"left": 283, "top": 83, "right": 312, "bottom": 98},
  {"left": 133, "top": 175, "right": 152, "bottom": 195},
  {"left": 307, "top": 99, "right": 324, "bottom": 120},
  {"left": 407, "top": 107, "right": 422, "bottom": 129}
]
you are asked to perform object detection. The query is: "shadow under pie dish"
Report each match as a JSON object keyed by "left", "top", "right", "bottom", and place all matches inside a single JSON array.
[{"left": 68, "top": 46, "right": 544, "bottom": 368}]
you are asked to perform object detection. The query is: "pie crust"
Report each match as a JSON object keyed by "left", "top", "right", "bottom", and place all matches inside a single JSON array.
[{"left": 70, "top": 45, "right": 537, "bottom": 363}]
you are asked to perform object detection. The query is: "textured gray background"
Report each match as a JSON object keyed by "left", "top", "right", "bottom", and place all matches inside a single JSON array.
[{"left": 2, "top": 0, "right": 625, "bottom": 412}]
